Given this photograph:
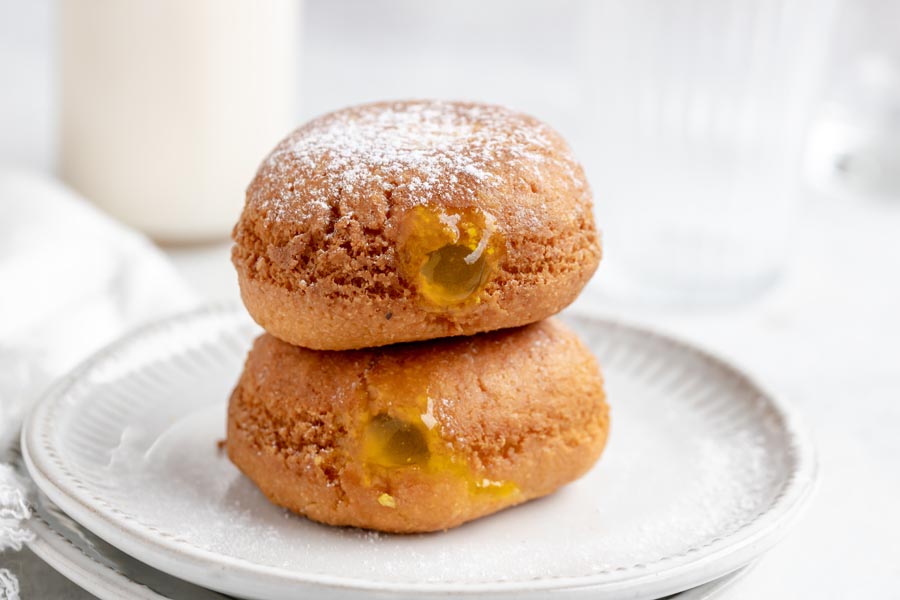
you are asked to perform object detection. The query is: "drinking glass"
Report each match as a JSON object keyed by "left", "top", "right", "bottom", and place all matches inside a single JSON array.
[{"left": 580, "top": 0, "right": 837, "bottom": 306}]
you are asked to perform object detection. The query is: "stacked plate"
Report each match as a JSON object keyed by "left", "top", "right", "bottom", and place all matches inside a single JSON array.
[{"left": 19, "top": 306, "right": 816, "bottom": 599}]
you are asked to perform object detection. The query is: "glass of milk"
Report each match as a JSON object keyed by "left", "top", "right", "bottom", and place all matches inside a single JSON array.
[{"left": 60, "top": 0, "right": 300, "bottom": 243}]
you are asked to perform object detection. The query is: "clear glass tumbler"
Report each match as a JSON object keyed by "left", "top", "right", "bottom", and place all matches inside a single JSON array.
[{"left": 580, "top": 1, "right": 837, "bottom": 306}]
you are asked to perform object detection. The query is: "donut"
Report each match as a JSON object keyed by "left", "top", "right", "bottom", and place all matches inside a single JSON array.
[
  {"left": 226, "top": 318, "right": 609, "bottom": 533},
  {"left": 232, "top": 100, "right": 601, "bottom": 350}
]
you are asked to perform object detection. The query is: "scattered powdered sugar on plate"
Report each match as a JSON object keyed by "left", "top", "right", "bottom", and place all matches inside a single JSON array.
[{"left": 255, "top": 100, "right": 575, "bottom": 223}]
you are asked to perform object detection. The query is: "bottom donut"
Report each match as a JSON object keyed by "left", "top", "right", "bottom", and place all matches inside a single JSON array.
[{"left": 226, "top": 318, "right": 609, "bottom": 533}]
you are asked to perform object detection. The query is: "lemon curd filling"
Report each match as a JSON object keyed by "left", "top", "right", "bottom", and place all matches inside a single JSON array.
[
  {"left": 359, "top": 391, "right": 518, "bottom": 505},
  {"left": 420, "top": 244, "right": 486, "bottom": 303},
  {"left": 364, "top": 413, "right": 430, "bottom": 468},
  {"left": 398, "top": 205, "right": 504, "bottom": 307}
]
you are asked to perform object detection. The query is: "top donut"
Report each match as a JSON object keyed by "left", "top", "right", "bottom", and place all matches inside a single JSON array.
[{"left": 232, "top": 100, "right": 601, "bottom": 350}]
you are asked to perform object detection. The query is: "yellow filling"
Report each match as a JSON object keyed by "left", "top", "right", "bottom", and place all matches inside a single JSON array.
[
  {"left": 377, "top": 493, "right": 397, "bottom": 508},
  {"left": 364, "top": 414, "right": 430, "bottom": 468},
  {"left": 360, "top": 395, "right": 518, "bottom": 506},
  {"left": 420, "top": 244, "right": 487, "bottom": 304},
  {"left": 397, "top": 205, "right": 504, "bottom": 308}
]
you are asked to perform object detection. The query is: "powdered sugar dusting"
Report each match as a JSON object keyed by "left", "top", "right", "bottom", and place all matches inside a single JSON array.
[{"left": 255, "top": 100, "right": 573, "bottom": 222}]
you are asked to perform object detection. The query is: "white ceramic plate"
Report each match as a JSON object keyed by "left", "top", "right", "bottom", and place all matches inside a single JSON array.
[
  {"left": 19, "top": 479, "right": 753, "bottom": 600},
  {"left": 25, "top": 487, "right": 228, "bottom": 600},
  {"left": 22, "top": 306, "right": 815, "bottom": 600}
]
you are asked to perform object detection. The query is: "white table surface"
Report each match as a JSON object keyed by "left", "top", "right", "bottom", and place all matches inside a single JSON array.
[{"left": 3, "top": 0, "right": 899, "bottom": 597}]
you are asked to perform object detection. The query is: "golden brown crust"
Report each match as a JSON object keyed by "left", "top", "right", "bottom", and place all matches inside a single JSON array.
[
  {"left": 232, "top": 100, "right": 601, "bottom": 350},
  {"left": 226, "top": 319, "right": 609, "bottom": 533}
]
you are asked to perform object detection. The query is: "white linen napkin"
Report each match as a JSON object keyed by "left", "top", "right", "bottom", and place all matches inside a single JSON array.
[{"left": 0, "top": 170, "right": 196, "bottom": 596}]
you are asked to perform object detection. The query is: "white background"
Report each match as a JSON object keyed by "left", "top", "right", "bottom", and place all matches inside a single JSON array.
[{"left": 2, "top": 1, "right": 899, "bottom": 598}]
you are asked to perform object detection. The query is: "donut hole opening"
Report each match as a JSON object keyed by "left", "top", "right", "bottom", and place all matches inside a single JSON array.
[{"left": 397, "top": 205, "right": 504, "bottom": 309}]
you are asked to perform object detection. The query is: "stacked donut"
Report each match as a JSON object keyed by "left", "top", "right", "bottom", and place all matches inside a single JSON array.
[{"left": 226, "top": 101, "right": 609, "bottom": 532}]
